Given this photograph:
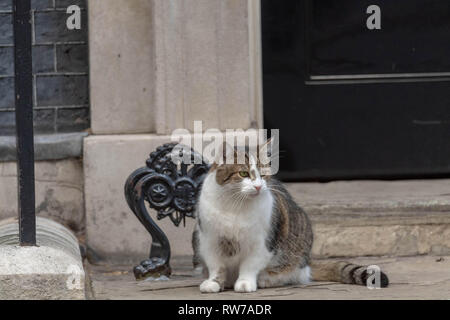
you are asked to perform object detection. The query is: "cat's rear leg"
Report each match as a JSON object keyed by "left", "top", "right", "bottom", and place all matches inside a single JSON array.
[{"left": 258, "top": 265, "right": 311, "bottom": 288}]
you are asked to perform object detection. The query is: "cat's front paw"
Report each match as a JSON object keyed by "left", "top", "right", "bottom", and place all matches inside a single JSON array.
[
  {"left": 200, "top": 279, "right": 221, "bottom": 293},
  {"left": 234, "top": 279, "right": 257, "bottom": 293}
]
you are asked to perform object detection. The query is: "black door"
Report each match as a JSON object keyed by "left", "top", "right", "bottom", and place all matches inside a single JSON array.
[{"left": 262, "top": 0, "right": 450, "bottom": 181}]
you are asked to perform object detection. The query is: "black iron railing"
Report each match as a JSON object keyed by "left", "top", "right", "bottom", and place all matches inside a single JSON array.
[{"left": 13, "top": 0, "right": 36, "bottom": 246}]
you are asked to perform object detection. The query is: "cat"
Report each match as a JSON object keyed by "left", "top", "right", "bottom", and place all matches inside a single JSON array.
[{"left": 192, "top": 141, "right": 389, "bottom": 293}]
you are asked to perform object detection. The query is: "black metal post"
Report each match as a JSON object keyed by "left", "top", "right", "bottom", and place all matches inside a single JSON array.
[{"left": 13, "top": 0, "right": 36, "bottom": 246}]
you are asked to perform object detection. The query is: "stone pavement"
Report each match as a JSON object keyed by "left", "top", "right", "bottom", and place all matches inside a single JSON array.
[{"left": 86, "top": 255, "right": 450, "bottom": 300}]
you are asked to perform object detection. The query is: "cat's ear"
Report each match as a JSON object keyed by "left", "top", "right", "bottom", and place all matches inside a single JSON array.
[
  {"left": 258, "top": 137, "right": 275, "bottom": 176},
  {"left": 258, "top": 137, "right": 273, "bottom": 157}
]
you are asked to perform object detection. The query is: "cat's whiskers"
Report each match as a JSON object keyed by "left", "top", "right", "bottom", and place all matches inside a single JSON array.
[
  {"left": 216, "top": 187, "right": 247, "bottom": 212},
  {"left": 229, "top": 191, "right": 248, "bottom": 212}
]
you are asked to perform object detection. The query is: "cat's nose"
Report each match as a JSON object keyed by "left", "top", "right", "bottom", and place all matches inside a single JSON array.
[{"left": 254, "top": 185, "right": 262, "bottom": 192}]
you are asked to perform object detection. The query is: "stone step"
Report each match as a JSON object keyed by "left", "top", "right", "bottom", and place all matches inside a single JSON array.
[
  {"left": 287, "top": 180, "right": 450, "bottom": 226},
  {"left": 285, "top": 180, "right": 450, "bottom": 258}
]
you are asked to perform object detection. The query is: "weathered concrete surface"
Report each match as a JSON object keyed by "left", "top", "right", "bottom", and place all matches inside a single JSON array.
[
  {"left": 0, "top": 159, "right": 84, "bottom": 236},
  {"left": 87, "top": 255, "right": 450, "bottom": 300},
  {"left": 0, "top": 217, "right": 85, "bottom": 300},
  {"left": 0, "top": 246, "right": 85, "bottom": 300},
  {"left": 83, "top": 136, "right": 450, "bottom": 263}
]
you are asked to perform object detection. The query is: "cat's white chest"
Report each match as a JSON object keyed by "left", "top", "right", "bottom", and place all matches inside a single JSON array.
[
  {"left": 199, "top": 198, "right": 272, "bottom": 236},
  {"left": 197, "top": 173, "right": 274, "bottom": 245}
]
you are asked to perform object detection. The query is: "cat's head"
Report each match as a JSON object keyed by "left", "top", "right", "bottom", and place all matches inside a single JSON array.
[{"left": 209, "top": 141, "right": 272, "bottom": 198}]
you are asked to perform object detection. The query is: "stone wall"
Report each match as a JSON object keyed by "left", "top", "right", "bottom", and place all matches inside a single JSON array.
[
  {"left": 89, "top": 0, "right": 263, "bottom": 135},
  {"left": 0, "top": 159, "right": 85, "bottom": 237},
  {"left": 0, "top": 0, "right": 89, "bottom": 135}
]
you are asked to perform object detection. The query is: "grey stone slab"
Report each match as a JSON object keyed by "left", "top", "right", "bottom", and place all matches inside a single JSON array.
[
  {"left": 0, "top": 108, "right": 58, "bottom": 135},
  {"left": 0, "top": 159, "right": 85, "bottom": 237},
  {"left": 0, "top": 132, "right": 88, "bottom": 161},
  {"left": 34, "top": 108, "right": 56, "bottom": 133},
  {"left": 34, "top": 11, "right": 87, "bottom": 44},
  {"left": 32, "top": 0, "right": 54, "bottom": 10},
  {"left": 56, "top": 107, "right": 89, "bottom": 132},
  {"left": 33, "top": 45, "right": 55, "bottom": 73},
  {"left": 0, "top": 77, "right": 14, "bottom": 109},
  {"left": 0, "top": 14, "right": 12, "bottom": 45},
  {"left": 56, "top": 44, "right": 88, "bottom": 73},
  {"left": 0, "top": 1, "right": 12, "bottom": 11},
  {"left": 0, "top": 46, "right": 13, "bottom": 75},
  {"left": 0, "top": 110, "right": 14, "bottom": 134},
  {"left": 36, "top": 75, "right": 88, "bottom": 106}
]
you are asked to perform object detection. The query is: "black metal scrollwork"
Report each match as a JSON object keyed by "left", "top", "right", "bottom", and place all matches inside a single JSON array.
[{"left": 124, "top": 143, "right": 210, "bottom": 280}]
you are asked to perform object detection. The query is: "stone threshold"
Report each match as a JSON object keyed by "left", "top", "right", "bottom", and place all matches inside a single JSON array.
[
  {"left": 0, "top": 132, "right": 88, "bottom": 161},
  {"left": 283, "top": 180, "right": 450, "bottom": 258}
]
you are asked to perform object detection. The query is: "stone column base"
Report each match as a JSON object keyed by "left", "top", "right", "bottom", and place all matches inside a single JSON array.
[{"left": 0, "top": 217, "right": 85, "bottom": 300}]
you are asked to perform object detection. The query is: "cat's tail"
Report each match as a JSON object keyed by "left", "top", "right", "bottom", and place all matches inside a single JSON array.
[{"left": 310, "top": 260, "right": 389, "bottom": 288}]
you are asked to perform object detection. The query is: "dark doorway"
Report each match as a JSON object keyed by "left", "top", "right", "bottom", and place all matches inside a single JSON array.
[{"left": 262, "top": 0, "right": 450, "bottom": 181}]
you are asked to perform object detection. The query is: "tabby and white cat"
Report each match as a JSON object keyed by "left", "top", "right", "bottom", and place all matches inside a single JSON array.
[{"left": 192, "top": 141, "right": 388, "bottom": 293}]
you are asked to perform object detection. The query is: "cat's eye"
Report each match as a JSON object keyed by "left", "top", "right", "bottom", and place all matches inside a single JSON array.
[{"left": 239, "top": 171, "right": 249, "bottom": 178}]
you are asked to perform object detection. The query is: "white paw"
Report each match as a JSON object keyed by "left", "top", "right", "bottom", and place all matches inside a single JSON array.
[
  {"left": 200, "top": 279, "right": 221, "bottom": 293},
  {"left": 234, "top": 279, "right": 257, "bottom": 293}
]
